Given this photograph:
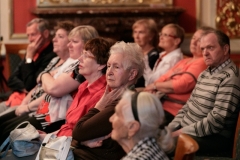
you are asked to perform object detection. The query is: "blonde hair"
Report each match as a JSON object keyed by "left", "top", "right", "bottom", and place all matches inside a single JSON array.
[
  {"left": 68, "top": 25, "right": 99, "bottom": 43},
  {"left": 132, "top": 19, "right": 159, "bottom": 48},
  {"left": 163, "top": 23, "right": 185, "bottom": 47}
]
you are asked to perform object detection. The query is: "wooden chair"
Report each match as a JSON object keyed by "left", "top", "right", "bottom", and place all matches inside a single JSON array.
[
  {"left": 194, "top": 112, "right": 240, "bottom": 160},
  {"left": 232, "top": 112, "right": 240, "bottom": 159},
  {"left": 174, "top": 133, "right": 199, "bottom": 160},
  {"left": 4, "top": 44, "right": 27, "bottom": 77},
  {"left": 0, "top": 44, "right": 27, "bottom": 100}
]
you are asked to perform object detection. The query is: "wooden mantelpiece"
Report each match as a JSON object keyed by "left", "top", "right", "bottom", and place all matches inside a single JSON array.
[
  {"left": 32, "top": 6, "right": 184, "bottom": 15},
  {"left": 32, "top": 6, "right": 184, "bottom": 42}
]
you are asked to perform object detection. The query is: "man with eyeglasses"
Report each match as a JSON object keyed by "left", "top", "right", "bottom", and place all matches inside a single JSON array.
[
  {"left": 143, "top": 23, "right": 184, "bottom": 86},
  {"left": 169, "top": 29, "right": 240, "bottom": 157},
  {"left": 0, "top": 18, "right": 56, "bottom": 115}
]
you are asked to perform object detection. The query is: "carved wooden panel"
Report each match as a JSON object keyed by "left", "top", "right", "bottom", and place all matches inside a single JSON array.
[
  {"left": 216, "top": 0, "right": 240, "bottom": 38},
  {"left": 32, "top": 6, "right": 184, "bottom": 42}
]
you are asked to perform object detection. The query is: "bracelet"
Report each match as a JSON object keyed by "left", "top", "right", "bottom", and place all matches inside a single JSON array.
[
  {"left": 153, "top": 82, "right": 157, "bottom": 90},
  {"left": 27, "top": 105, "right": 31, "bottom": 112}
]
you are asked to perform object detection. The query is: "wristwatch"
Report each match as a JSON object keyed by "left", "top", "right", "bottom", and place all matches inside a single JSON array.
[{"left": 26, "top": 58, "right": 32, "bottom": 63}]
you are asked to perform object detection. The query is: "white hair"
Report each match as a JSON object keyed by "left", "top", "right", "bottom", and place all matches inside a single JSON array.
[
  {"left": 109, "top": 41, "right": 145, "bottom": 81},
  {"left": 121, "top": 90, "right": 175, "bottom": 153}
]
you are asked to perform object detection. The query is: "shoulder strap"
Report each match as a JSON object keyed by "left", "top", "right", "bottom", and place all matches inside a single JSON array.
[
  {"left": 14, "top": 121, "right": 30, "bottom": 130},
  {"left": 60, "top": 137, "right": 72, "bottom": 160},
  {"left": 162, "top": 95, "right": 186, "bottom": 105},
  {"left": 0, "top": 137, "right": 11, "bottom": 158},
  {"left": 170, "top": 72, "right": 197, "bottom": 82},
  {"left": 161, "top": 72, "right": 197, "bottom": 105},
  {"left": 41, "top": 133, "right": 55, "bottom": 144},
  {"left": 44, "top": 57, "right": 61, "bottom": 73},
  {"left": 35, "top": 133, "right": 55, "bottom": 160}
]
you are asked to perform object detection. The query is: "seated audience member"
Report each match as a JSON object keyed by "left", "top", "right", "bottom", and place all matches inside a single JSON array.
[
  {"left": 0, "top": 21, "right": 76, "bottom": 118},
  {"left": 0, "top": 25, "right": 99, "bottom": 144},
  {"left": 132, "top": 18, "right": 160, "bottom": 87},
  {"left": 168, "top": 29, "right": 240, "bottom": 157},
  {"left": 71, "top": 41, "right": 145, "bottom": 160},
  {"left": 33, "top": 25, "right": 99, "bottom": 131},
  {"left": 144, "top": 27, "right": 210, "bottom": 125},
  {"left": 110, "top": 90, "right": 174, "bottom": 160},
  {"left": 143, "top": 23, "right": 184, "bottom": 86},
  {"left": 53, "top": 37, "right": 111, "bottom": 137},
  {"left": 0, "top": 18, "right": 56, "bottom": 113}
]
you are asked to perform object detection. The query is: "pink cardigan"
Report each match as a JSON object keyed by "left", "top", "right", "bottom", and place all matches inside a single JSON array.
[{"left": 156, "top": 57, "right": 207, "bottom": 116}]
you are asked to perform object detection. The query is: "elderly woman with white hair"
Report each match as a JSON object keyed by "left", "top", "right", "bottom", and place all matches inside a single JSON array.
[
  {"left": 71, "top": 41, "right": 145, "bottom": 160},
  {"left": 110, "top": 90, "right": 174, "bottom": 160}
]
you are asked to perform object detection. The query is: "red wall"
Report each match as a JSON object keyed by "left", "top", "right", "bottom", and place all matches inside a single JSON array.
[
  {"left": 174, "top": 0, "right": 196, "bottom": 33},
  {"left": 13, "top": 0, "right": 197, "bottom": 34},
  {"left": 13, "top": 0, "right": 36, "bottom": 33}
]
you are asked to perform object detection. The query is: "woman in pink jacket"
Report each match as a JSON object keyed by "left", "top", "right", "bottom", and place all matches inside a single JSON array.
[{"left": 144, "top": 27, "right": 213, "bottom": 125}]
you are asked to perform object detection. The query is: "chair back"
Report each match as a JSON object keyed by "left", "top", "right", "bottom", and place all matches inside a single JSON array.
[
  {"left": 0, "top": 44, "right": 27, "bottom": 96},
  {"left": 233, "top": 112, "right": 240, "bottom": 159},
  {"left": 5, "top": 44, "right": 27, "bottom": 76},
  {"left": 234, "top": 129, "right": 240, "bottom": 160},
  {"left": 174, "top": 133, "right": 199, "bottom": 160}
]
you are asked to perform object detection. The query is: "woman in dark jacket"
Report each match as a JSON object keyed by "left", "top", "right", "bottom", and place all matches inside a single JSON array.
[{"left": 71, "top": 41, "right": 145, "bottom": 160}]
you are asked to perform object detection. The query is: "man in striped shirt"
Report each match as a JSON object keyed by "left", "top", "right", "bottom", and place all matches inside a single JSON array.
[{"left": 168, "top": 29, "right": 240, "bottom": 157}]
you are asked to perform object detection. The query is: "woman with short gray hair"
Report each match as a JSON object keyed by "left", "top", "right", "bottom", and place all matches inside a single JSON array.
[
  {"left": 71, "top": 41, "right": 145, "bottom": 160},
  {"left": 110, "top": 90, "right": 174, "bottom": 160},
  {"left": 109, "top": 41, "right": 145, "bottom": 83}
]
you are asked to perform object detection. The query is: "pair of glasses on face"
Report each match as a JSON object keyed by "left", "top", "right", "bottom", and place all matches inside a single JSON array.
[
  {"left": 80, "top": 51, "right": 95, "bottom": 60},
  {"left": 159, "top": 33, "right": 177, "bottom": 39}
]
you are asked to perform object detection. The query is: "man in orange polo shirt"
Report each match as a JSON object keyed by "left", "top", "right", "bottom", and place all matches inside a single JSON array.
[{"left": 0, "top": 18, "right": 56, "bottom": 114}]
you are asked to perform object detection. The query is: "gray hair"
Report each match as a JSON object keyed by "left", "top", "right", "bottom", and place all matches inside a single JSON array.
[
  {"left": 109, "top": 41, "right": 145, "bottom": 82},
  {"left": 27, "top": 18, "right": 50, "bottom": 33},
  {"left": 121, "top": 90, "right": 175, "bottom": 153},
  {"left": 68, "top": 25, "right": 99, "bottom": 44}
]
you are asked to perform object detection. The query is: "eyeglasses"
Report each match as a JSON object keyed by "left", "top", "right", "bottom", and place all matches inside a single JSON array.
[
  {"left": 159, "top": 33, "right": 177, "bottom": 39},
  {"left": 80, "top": 51, "right": 95, "bottom": 60}
]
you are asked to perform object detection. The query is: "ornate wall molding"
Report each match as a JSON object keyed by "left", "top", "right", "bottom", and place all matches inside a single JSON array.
[
  {"left": 37, "top": 0, "right": 173, "bottom": 7},
  {"left": 216, "top": 0, "right": 240, "bottom": 38}
]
